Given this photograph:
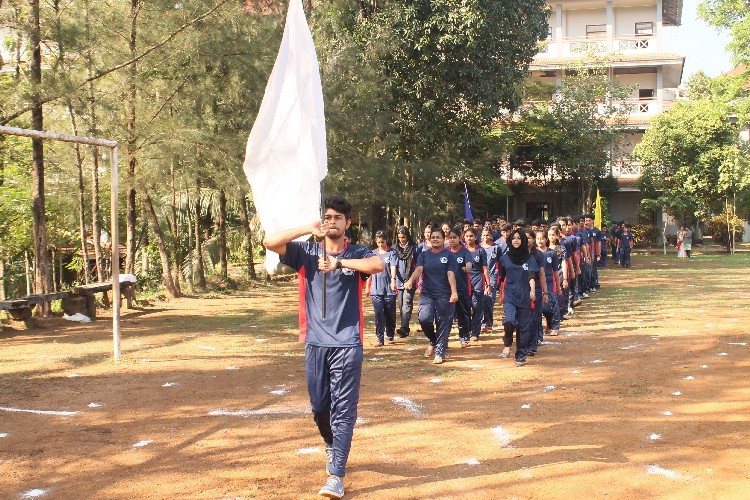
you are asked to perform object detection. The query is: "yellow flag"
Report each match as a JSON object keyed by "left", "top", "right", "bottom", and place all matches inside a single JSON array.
[{"left": 594, "top": 188, "right": 603, "bottom": 229}]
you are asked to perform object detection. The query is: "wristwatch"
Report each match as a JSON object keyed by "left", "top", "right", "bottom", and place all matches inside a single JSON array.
[{"left": 335, "top": 257, "right": 343, "bottom": 270}]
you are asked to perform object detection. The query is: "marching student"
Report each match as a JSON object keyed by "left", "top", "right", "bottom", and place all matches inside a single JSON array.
[
  {"left": 366, "top": 230, "right": 398, "bottom": 346},
  {"left": 393, "top": 226, "right": 418, "bottom": 338},
  {"left": 584, "top": 213, "right": 602, "bottom": 290},
  {"left": 525, "top": 229, "right": 548, "bottom": 356},
  {"left": 447, "top": 225, "right": 474, "bottom": 347},
  {"left": 499, "top": 229, "right": 538, "bottom": 367},
  {"left": 464, "top": 227, "right": 491, "bottom": 342},
  {"left": 481, "top": 227, "right": 501, "bottom": 332},
  {"left": 537, "top": 229, "right": 561, "bottom": 337},
  {"left": 404, "top": 225, "right": 459, "bottom": 364},
  {"left": 548, "top": 225, "right": 568, "bottom": 333},
  {"left": 618, "top": 224, "right": 634, "bottom": 268},
  {"left": 263, "top": 196, "right": 384, "bottom": 499}
]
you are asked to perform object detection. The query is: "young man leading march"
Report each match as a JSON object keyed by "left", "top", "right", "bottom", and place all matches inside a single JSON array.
[{"left": 263, "top": 196, "right": 384, "bottom": 499}]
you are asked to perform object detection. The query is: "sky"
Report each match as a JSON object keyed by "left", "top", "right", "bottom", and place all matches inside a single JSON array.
[{"left": 662, "top": 0, "right": 734, "bottom": 84}]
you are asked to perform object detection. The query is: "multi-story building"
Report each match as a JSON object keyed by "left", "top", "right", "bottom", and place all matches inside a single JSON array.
[{"left": 509, "top": 0, "right": 684, "bottom": 225}]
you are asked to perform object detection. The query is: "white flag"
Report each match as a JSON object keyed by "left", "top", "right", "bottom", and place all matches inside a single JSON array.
[{"left": 243, "top": 0, "right": 328, "bottom": 274}]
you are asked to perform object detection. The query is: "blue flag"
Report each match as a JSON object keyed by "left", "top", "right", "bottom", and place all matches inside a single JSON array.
[{"left": 464, "top": 183, "right": 473, "bottom": 221}]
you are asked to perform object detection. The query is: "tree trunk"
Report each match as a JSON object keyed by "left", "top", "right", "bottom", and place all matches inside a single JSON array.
[
  {"left": 218, "top": 188, "right": 228, "bottom": 278},
  {"left": 0, "top": 259, "right": 6, "bottom": 300},
  {"left": 144, "top": 194, "right": 180, "bottom": 298},
  {"left": 29, "top": 0, "right": 49, "bottom": 297},
  {"left": 125, "top": 0, "right": 142, "bottom": 275},
  {"left": 67, "top": 103, "right": 90, "bottom": 285},
  {"left": 194, "top": 184, "right": 206, "bottom": 289},
  {"left": 239, "top": 193, "right": 256, "bottom": 279},
  {"left": 169, "top": 160, "right": 181, "bottom": 291}
]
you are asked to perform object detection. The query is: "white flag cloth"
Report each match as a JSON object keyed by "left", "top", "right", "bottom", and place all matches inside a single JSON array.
[{"left": 243, "top": 0, "right": 328, "bottom": 274}]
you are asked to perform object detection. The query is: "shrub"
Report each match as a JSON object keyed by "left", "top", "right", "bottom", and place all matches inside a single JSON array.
[
  {"left": 630, "top": 224, "right": 661, "bottom": 247},
  {"left": 707, "top": 211, "right": 744, "bottom": 252}
]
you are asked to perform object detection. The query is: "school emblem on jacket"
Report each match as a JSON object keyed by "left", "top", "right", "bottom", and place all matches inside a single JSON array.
[
  {"left": 342, "top": 268, "right": 355, "bottom": 276},
  {"left": 547, "top": 256, "right": 553, "bottom": 264},
  {"left": 457, "top": 257, "right": 464, "bottom": 263},
  {"left": 474, "top": 255, "right": 480, "bottom": 262},
  {"left": 440, "top": 257, "right": 448, "bottom": 264},
  {"left": 522, "top": 263, "right": 529, "bottom": 271}
]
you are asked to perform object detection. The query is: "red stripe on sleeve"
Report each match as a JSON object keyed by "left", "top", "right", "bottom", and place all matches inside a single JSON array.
[{"left": 298, "top": 267, "right": 307, "bottom": 343}]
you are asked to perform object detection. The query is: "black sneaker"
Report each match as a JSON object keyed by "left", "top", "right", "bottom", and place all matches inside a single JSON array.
[{"left": 396, "top": 328, "right": 409, "bottom": 338}]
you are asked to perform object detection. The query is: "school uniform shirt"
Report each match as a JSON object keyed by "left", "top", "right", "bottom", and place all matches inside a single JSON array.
[
  {"left": 531, "top": 248, "right": 545, "bottom": 294},
  {"left": 450, "top": 246, "right": 473, "bottom": 296},
  {"left": 281, "top": 241, "right": 374, "bottom": 347},
  {"left": 590, "top": 227, "right": 603, "bottom": 254},
  {"left": 499, "top": 253, "right": 539, "bottom": 308},
  {"left": 482, "top": 244, "right": 500, "bottom": 286},
  {"left": 369, "top": 249, "right": 397, "bottom": 296},
  {"left": 416, "top": 247, "right": 459, "bottom": 299},
  {"left": 619, "top": 232, "right": 633, "bottom": 249},
  {"left": 562, "top": 234, "right": 577, "bottom": 271},
  {"left": 494, "top": 237, "right": 508, "bottom": 256},
  {"left": 466, "top": 246, "right": 488, "bottom": 292},
  {"left": 541, "top": 248, "right": 560, "bottom": 292}
]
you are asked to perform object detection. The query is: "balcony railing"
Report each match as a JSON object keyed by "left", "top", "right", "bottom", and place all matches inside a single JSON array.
[
  {"left": 537, "top": 34, "right": 657, "bottom": 58},
  {"left": 611, "top": 160, "right": 642, "bottom": 178}
]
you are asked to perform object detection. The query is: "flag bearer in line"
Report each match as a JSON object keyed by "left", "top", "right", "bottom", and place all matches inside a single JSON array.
[{"left": 263, "top": 196, "right": 384, "bottom": 499}]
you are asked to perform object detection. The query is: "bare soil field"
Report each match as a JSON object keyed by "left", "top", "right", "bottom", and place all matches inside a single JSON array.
[{"left": 1, "top": 255, "right": 749, "bottom": 499}]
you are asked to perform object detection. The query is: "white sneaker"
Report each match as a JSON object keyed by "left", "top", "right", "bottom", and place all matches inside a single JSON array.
[{"left": 319, "top": 475, "right": 344, "bottom": 499}]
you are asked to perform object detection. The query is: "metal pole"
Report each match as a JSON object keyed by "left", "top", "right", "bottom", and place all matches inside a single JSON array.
[
  {"left": 320, "top": 181, "right": 326, "bottom": 319},
  {"left": 110, "top": 146, "right": 121, "bottom": 360}
]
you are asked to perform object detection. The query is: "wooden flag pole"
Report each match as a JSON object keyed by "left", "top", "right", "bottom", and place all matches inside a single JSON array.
[{"left": 320, "top": 181, "right": 326, "bottom": 319}]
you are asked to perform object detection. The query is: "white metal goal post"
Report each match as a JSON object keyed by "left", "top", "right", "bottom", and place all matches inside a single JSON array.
[{"left": 0, "top": 125, "right": 123, "bottom": 360}]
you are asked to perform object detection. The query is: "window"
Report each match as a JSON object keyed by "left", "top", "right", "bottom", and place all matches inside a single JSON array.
[
  {"left": 635, "top": 22, "right": 654, "bottom": 35},
  {"left": 586, "top": 24, "right": 606, "bottom": 36},
  {"left": 638, "top": 88, "right": 654, "bottom": 99},
  {"left": 526, "top": 202, "right": 552, "bottom": 222}
]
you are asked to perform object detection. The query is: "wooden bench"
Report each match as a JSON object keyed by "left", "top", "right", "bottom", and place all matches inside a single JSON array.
[
  {"left": 63, "top": 281, "right": 135, "bottom": 320},
  {"left": 0, "top": 291, "right": 71, "bottom": 328}
]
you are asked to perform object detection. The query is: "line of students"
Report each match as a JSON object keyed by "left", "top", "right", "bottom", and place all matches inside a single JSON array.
[{"left": 365, "top": 214, "right": 609, "bottom": 366}]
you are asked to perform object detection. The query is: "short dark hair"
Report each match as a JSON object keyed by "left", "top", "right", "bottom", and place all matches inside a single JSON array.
[{"left": 324, "top": 195, "right": 352, "bottom": 220}]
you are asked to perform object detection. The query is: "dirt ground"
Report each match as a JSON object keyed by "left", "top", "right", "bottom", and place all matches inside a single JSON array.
[{"left": 1, "top": 256, "right": 749, "bottom": 499}]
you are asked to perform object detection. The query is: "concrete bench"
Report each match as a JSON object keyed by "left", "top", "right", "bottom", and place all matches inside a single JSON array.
[
  {"left": 0, "top": 291, "right": 71, "bottom": 328},
  {"left": 63, "top": 281, "right": 135, "bottom": 320}
]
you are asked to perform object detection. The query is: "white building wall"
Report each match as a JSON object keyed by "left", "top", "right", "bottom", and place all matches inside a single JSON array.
[
  {"left": 614, "top": 6, "right": 656, "bottom": 35},
  {"left": 565, "top": 9, "right": 606, "bottom": 37},
  {"left": 615, "top": 73, "right": 658, "bottom": 99}
]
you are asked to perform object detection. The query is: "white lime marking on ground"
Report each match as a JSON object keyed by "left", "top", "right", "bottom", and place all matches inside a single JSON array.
[
  {"left": 198, "top": 345, "right": 219, "bottom": 351},
  {"left": 620, "top": 344, "right": 642, "bottom": 350},
  {"left": 717, "top": 352, "right": 728, "bottom": 356},
  {"left": 406, "top": 348, "right": 416, "bottom": 351},
  {"left": 705, "top": 323, "right": 713, "bottom": 328},
  {"left": 21, "top": 489, "right": 48, "bottom": 498},
  {"left": 162, "top": 382, "right": 177, "bottom": 387},
  {"left": 255, "top": 338, "right": 267, "bottom": 342},
  {"left": 429, "top": 378, "right": 441, "bottom": 383},
  {"left": 66, "top": 373, "right": 81, "bottom": 378},
  {"left": 0, "top": 432, "right": 8, "bottom": 437},
  {"left": 368, "top": 357, "right": 382, "bottom": 362},
  {"left": 521, "top": 404, "right": 531, "bottom": 409},
  {"left": 646, "top": 465, "right": 682, "bottom": 479},
  {"left": 700, "top": 364, "right": 709, "bottom": 369},
  {"left": 465, "top": 364, "right": 484, "bottom": 369},
  {"left": 0, "top": 406, "right": 80, "bottom": 416},
  {"left": 492, "top": 426, "right": 513, "bottom": 447},
  {"left": 727, "top": 342, "right": 747, "bottom": 346},
  {"left": 542, "top": 341, "right": 562, "bottom": 345},
  {"left": 662, "top": 410, "right": 673, "bottom": 416},
  {"left": 87, "top": 403, "right": 103, "bottom": 408},
  {"left": 591, "top": 359, "right": 604, "bottom": 364},
  {"left": 250, "top": 326, "right": 258, "bottom": 328},
  {"left": 270, "top": 389, "right": 288, "bottom": 395},
  {"left": 571, "top": 369, "right": 581, "bottom": 374},
  {"left": 680, "top": 329, "right": 689, "bottom": 333},
  {"left": 542, "top": 385, "right": 556, "bottom": 392},
  {"left": 391, "top": 397, "right": 424, "bottom": 417},
  {"left": 684, "top": 376, "right": 694, "bottom": 380},
  {"left": 355, "top": 417, "right": 366, "bottom": 425},
  {"left": 226, "top": 366, "right": 239, "bottom": 370},
  {"left": 132, "top": 440, "right": 153, "bottom": 448},
  {"left": 672, "top": 391, "right": 682, "bottom": 396},
  {"left": 465, "top": 458, "right": 480, "bottom": 465},
  {"left": 297, "top": 447, "right": 320, "bottom": 455},
  {"left": 648, "top": 433, "right": 662, "bottom": 440},
  {"left": 209, "top": 408, "right": 310, "bottom": 417}
]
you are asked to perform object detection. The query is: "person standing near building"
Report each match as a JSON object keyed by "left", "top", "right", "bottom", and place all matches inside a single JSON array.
[
  {"left": 683, "top": 225, "right": 693, "bottom": 258},
  {"left": 618, "top": 224, "right": 634, "bottom": 268},
  {"left": 263, "top": 195, "right": 384, "bottom": 499}
]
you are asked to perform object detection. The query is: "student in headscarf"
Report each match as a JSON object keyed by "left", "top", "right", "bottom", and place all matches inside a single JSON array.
[
  {"left": 498, "top": 229, "right": 538, "bottom": 367},
  {"left": 393, "top": 226, "right": 418, "bottom": 338}
]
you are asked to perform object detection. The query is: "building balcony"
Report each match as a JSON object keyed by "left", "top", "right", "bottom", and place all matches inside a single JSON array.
[
  {"left": 611, "top": 160, "right": 642, "bottom": 178},
  {"left": 537, "top": 34, "right": 658, "bottom": 58}
]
